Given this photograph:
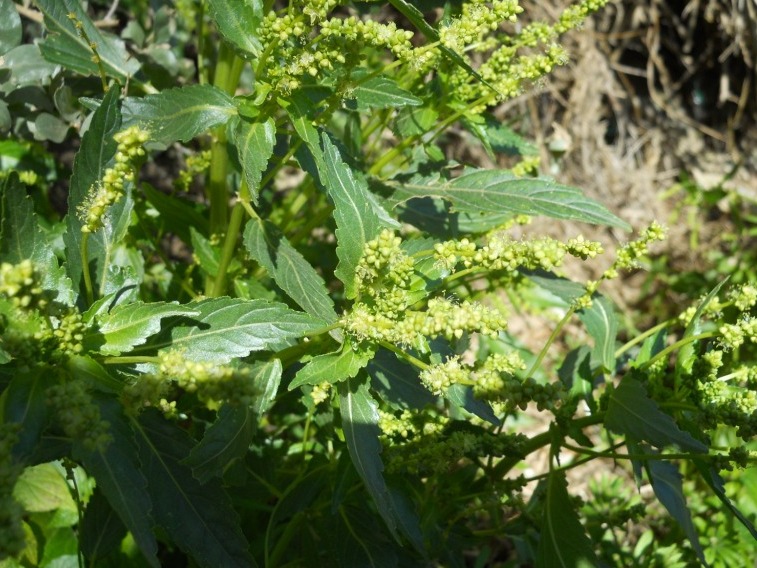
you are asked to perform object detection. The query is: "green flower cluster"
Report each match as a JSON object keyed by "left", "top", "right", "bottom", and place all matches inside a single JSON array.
[
  {"left": 719, "top": 317, "right": 757, "bottom": 350},
  {"left": 729, "top": 284, "right": 757, "bottom": 312},
  {"left": 176, "top": 149, "right": 211, "bottom": 191},
  {"left": 0, "top": 260, "right": 47, "bottom": 311},
  {"left": 46, "top": 380, "right": 111, "bottom": 451},
  {"left": 433, "top": 232, "right": 602, "bottom": 273},
  {"left": 385, "top": 424, "right": 526, "bottom": 476},
  {"left": 124, "top": 350, "right": 260, "bottom": 412},
  {"left": 79, "top": 126, "right": 149, "bottom": 234},
  {"left": 439, "top": 0, "right": 523, "bottom": 55},
  {"left": 0, "top": 424, "right": 25, "bottom": 560},
  {"left": 604, "top": 221, "right": 667, "bottom": 279}
]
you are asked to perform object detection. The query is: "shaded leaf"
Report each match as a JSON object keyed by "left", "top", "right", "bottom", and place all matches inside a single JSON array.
[
  {"left": 694, "top": 462, "right": 757, "bottom": 541},
  {"left": 80, "top": 488, "right": 127, "bottom": 564},
  {"left": 2, "top": 368, "right": 54, "bottom": 460},
  {"left": 333, "top": 505, "right": 398, "bottom": 568},
  {"left": 183, "top": 404, "right": 255, "bottom": 484},
  {"left": 36, "top": 0, "right": 140, "bottom": 81},
  {"left": 0, "top": 174, "right": 75, "bottom": 306},
  {"left": 348, "top": 75, "right": 422, "bottom": 110},
  {"left": 290, "top": 343, "right": 374, "bottom": 390},
  {"left": 143, "top": 183, "right": 209, "bottom": 244},
  {"left": 143, "top": 297, "right": 323, "bottom": 364},
  {"left": 446, "top": 384, "right": 499, "bottom": 426},
  {"left": 206, "top": 0, "right": 263, "bottom": 57},
  {"left": 382, "top": 170, "right": 630, "bottom": 230},
  {"left": 97, "top": 302, "right": 200, "bottom": 355},
  {"left": 73, "top": 398, "right": 158, "bottom": 567},
  {"left": 134, "top": 411, "right": 255, "bottom": 567},
  {"left": 536, "top": 471, "right": 597, "bottom": 568},
  {"left": 122, "top": 85, "right": 236, "bottom": 145},
  {"left": 67, "top": 354, "right": 124, "bottom": 393},
  {"left": 233, "top": 117, "right": 275, "bottom": 204},
  {"left": 244, "top": 218, "right": 337, "bottom": 324},
  {"left": 368, "top": 349, "right": 436, "bottom": 410},
  {"left": 606, "top": 376, "right": 707, "bottom": 452},
  {"left": 648, "top": 460, "right": 708, "bottom": 566},
  {"left": 527, "top": 272, "right": 618, "bottom": 371},
  {"left": 0, "top": 0, "right": 22, "bottom": 55}
]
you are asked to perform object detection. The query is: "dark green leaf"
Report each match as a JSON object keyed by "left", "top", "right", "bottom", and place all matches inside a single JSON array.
[
  {"left": 249, "top": 359, "right": 282, "bottom": 415},
  {"left": 694, "top": 462, "right": 757, "bottom": 540},
  {"left": 80, "top": 488, "right": 127, "bottom": 564},
  {"left": 527, "top": 272, "right": 618, "bottom": 371},
  {"left": 631, "top": 328, "right": 667, "bottom": 368},
  {"left": 446, "top": 384, "right": 500, "bottom": 426},
  {"left": 676, "top": 279, "right": 728, "bottom": 375},
  {"left": 348, "top": 75, "right": 422, "bottom": 110},
  {"left": 0, "top": 1, "right": 22, "bottom": 55},
  {"left": 143, "top": 297, "right": 323, "bottom": 364},
  {"left": 243, "top": 218, "right": 338, "bottom": 323},
  {"left": 557, "top": 346, "right": 594, "bottom": 408},
  {"left": 394, "top": 106, "right": 438, "bottom": 138},
  {"left": 143, "top": 183, "right": 209, "bottom": 244},
  {"left": 339, "top": 376, "right": 405, "bottom": 542},
  {"left": 648, "top": 460, "right": 708, "bottom": 566},
  {"left": 333, "top": 505, "right": 398, "bottom": 568},
  {"left": 97, "top": 302, "right": 200, "bottom": 355},
  {"left": 233, "top": 117, "right": 276, "bottom": 204},
  {"left": 2, "top": 369, "right": 54, "bottom": 460},
  {"left": 1, "top": 173, "right": 75, "bottom": 306},
  {"left": 605, "top": 376, "right": 707, "bottom": 452},
  {"left": 134, "top": 411, "right": 255, "bottom": 567},
  {"left": 36, "top": 0, "right": 140, "bottom": 81},
  {"left": 122, "top": 85, "right": 236, "bottom": 145},
  {"left": 206, "top": 0, "right": 263, "bottom": 57},
  {"left": 368, "top": 349, "right": 436, "bottom": 410},
  {"left": 183, "top": 404, "right": 255, "bottom": 484},
  {"left": 383, "top": 170, "right": 631, "bottom": 230},
  {"left": 535, "top": 471, "right": 598, "bottom": 568},
  {"left": 73, "top": 399, "right": 159, "bottom": 568},
  {"left": 67, "top": 355, "right": 124, "bottom": 393},
  {"left": 290, "top": 343, "right": 374, "bottom": 390}
]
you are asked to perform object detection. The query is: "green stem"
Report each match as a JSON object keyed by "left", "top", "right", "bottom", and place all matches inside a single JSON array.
[
  {"left": 639, "top": 331, "right": 719, "bottom": 371},
  {"left": 211, "top": 202, "right": 245, "bottom": 297},
  {"left": 80, "top": 234, "right": 94, "bottom": 306},
  {"left": 525, "top": 305, "right": 578, "bottom": 378},
  {"left": 102, "top": 356, "right": 161, "bottom": 365},
  {"left": 378, "top": 341, "right": 429, "bottom": 370},
  {"left": 562, "top": 442, "right": 708, "bottom": 462},
  {"left": 615, "top": 318, "right": 675, "bottom": 359}
]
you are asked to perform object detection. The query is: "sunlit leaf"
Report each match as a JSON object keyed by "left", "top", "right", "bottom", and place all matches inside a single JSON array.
[
  {"left": 206, "top": 0, "right": 263, "bottom": 57},
  {"left": 233, "top": 117, "right": 276, "bottom": 204}
]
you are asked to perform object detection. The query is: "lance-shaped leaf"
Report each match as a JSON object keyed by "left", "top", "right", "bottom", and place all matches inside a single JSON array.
[
  {"left": 382, "top": 170, "right": 630, "bottom": 230},
  {"left": 142, "top": 297, "right": 323, "bottom": 364},
  {"left": 527, "top": 272, "right": 618, "bottom": 371},
  {"left": 206, "top": 0, "right": 263, "bottom": 57},
  {"left": 536, "top": 471, "right": 598, "bottom": 568},
  {"left": 290, "top": 343, "right": 374, "bottom": 390},
  {"left": 0, "top": 173, "right": 75, "bottom": 306},
  {"left": 606, "top": 375, "right": 707, "bottom": 452},
  {"left": 333, "top": 505, "right": 399, "bottom": 568},
  {"left": 122, "top": 85, "right": 236, "bottom": 145},
  {"left": 183, "top": 403, "right": 255, "bottom": 484},
  {"left": 233, "top": 117, "right": 276, "bottom": 204},
  {"left": 694, "top": 462, "right": 757, "bottom": 540},
  {"left": 339, "top": 376, "right": 422, "bottom": 545},
  {"left": 348, "top": 75, "right": 422, "bottom": 111},
  {"left": 80, "top": 488, "right": 128, "bottom": 563},
  {"left": 244, "top": 217, "right": 337, "bottom": 323},
  {"left": 648, "top": 460, "right": 708, "bottom": 566},
  {"left": 73, "top": 399, "right": 159, "bottom": 567},
  {"left": 134, "top": 411, "right": 255, "bottom": 568},
  {"left": 2, "top": 368, "right": 55, "bottom": 460},
  {"left": 368, "top": 349, "right": 436, "bottom": 410},
  {"left": 36, "top": 0, "right": 140, "bottom": 81},
  {"left": 676, "top": 279, "right": 728, "bottom": 375},
  {"left": 96, "top": 301, "right": 201, "bottom": 355}
]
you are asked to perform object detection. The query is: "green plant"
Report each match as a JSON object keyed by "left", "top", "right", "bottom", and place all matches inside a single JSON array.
[{"left": 1, "top": 1, "right": 756, "bottom": 566}]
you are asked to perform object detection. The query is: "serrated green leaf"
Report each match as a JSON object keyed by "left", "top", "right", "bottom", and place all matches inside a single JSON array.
[
  {"left": 35, "top": 0, "right": 140, "bottom": 81},
  {"left": 2, "top": 368, "right": 54, "bottom": 460},
  {"left": 676, "top": 279, "right": 728, "bottom": 375},
  {"left": 141, "top": 297, "right": 323, "bottom": 363},
  {"left": 250, "top": 359, "right": 282, "bottom": 415},
  {"left": 122, "top": 85, "right": 236, "bottom": 145},
  {"left": 527, "top": 272, "right": 618, "bottom": 371},
  {"left": 96, "top": 302, "right": 201, "bottom": 355},
  {"left": 290, "top": 343, "right": 373, "bottom": 390},
  {"left": 134, "top": 411, "right": 255, "bottom": 567},
  {"left": 0, "top": 1, "right": 22, "bottom": 55},
  {"left": 233, "top": 117, "right": 276, "bottom": 204},
  {"left": 348, "top": 75, "right": 422, "bottom": 111},
  {"left": 383, "top": 170, "right": 631, "bottom": 230},
  {"left": 536, "top": 471, "right": 598, "bottom": 568},
  {"left": 648, "top": 460, "right": 708, "bottom": 567},
  {"left": 73, "top": 399, "right": 158, "bottom": 568},
  {"left": 13, "top": 463, "right": 77, "bottom": 513},
  {"left": 0, "top": 173, "right": 75, "bottom": 306},
  {"left": 206, "top": 0, "right": 263, "bottom": 57},
  {"left": 316, "top": 134, "right": 388, "bottom": 297},
  {"left": 243, "top": 218, "right": 338, "bottom": 324},
  {"left": 606, "top": 376, "right": 707, "bottom": 452},
  {"left": 694, "top": 462, "right": 757, "bottom": 541},
  {"left": 339, "top": 376, "right": 398, "bottom": 539},
  {"left": 183, "top": 403, "right": 255, "bottom": 484}
]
